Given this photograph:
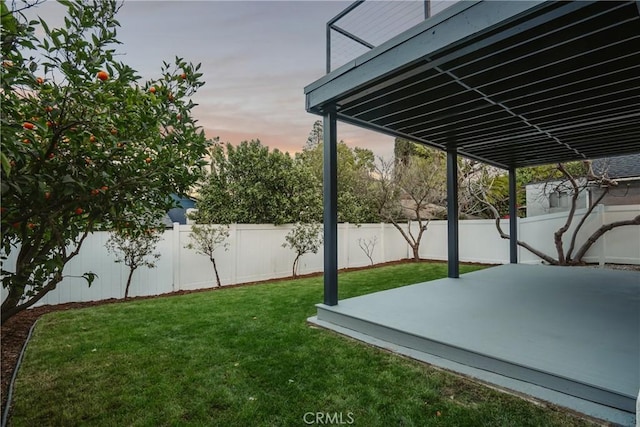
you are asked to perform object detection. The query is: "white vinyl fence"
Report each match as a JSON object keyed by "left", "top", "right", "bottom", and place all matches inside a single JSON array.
[{"left": 2, "top": 205, "right": 638, "bottom": 307}]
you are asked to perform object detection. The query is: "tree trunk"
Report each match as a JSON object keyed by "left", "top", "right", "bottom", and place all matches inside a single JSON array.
[
  {"left": 389, "top": 220, "right": 420, "bottom": 262},
  {"left": 211, "top": 257, "right": 221, "bottom": 287},
  {"left": 1, "top": 276, "right": 62, "bottom": 325},
  {"left": 1, "top": 229, "right": 92, "bottom": 324},
  {"left": 124, "top": 267, "right": 135, "bottom": 299},
  {"left": 572, "top": 215, "right": 640, "bottom": 263},
  {"left": 553, "top": 162, "right": 581, "bottom": 265},
  {"left": 411, "top": 245, "right": 420, "bottom": 262},
  {"left": 292, "top": 254, "right": 301, "bottom": 278},
  {"left": 566, "top": 192, "right": 608, "bottom": 262},
  {"left": 477, "top": 195, "right": 559, "bottom": 265}
]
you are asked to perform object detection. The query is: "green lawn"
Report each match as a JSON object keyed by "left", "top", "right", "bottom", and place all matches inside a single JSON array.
[{"left": 10, "top": 263, "right": 590, "bottom": 426}]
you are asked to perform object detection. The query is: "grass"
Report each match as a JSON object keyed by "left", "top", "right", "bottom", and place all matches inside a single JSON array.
[{"left": 10, "top": 262, "right": 591, "bottom": 426}]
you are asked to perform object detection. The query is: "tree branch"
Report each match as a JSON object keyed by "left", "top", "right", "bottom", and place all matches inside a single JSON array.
[
  {"left": 473, "top": 185, "right": 559, "bottom": 265},
  {"left": 572, "top": 214, "right": 640, "bottom": 263},
  {"left": 553, "top": 163, "right": 580, "bottom": 264}
]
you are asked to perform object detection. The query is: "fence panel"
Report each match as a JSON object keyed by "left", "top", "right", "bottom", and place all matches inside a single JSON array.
[{"left": 2, "top": 204, "right": 637, "bottom": 308}]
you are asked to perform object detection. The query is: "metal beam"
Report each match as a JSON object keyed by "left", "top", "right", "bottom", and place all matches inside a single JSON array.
[
  {"left": 323, "top": 107, "right": 339, "bottom": 306},
  {"left": 447, "top": 148, "right": 459, "bottom": 278},
  {"left": 326, "top": 0, "right": 367, "bottom": 73},
  {"left": 330, "top": 24, "right": 375, "bottom": 50},
  {"left": 509, "top": 167, "right": 518, "bottom": 264}
]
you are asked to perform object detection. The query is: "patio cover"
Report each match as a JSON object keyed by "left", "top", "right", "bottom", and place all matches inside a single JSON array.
[
  {"left": 305, "top": 0, "right": 640, "bottom": 169},
  {"left": 304, "top": 0, "right": 640, "bottom": 302}
]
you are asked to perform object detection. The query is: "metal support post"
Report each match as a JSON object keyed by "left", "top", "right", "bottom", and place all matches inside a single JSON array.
[
  {"left": 323, "top": 107, "right": 338, "bottom": 305},
  {"left": 447, "top": 148, "right": 459, "bottom": 278},
  {"left": 509, "top": 166, "right": 518, "bottom": 264}
]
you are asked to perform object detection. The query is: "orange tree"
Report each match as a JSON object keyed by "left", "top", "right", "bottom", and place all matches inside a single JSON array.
[{"left": 0, "top": 1, "right": 209, "bottom": 323}]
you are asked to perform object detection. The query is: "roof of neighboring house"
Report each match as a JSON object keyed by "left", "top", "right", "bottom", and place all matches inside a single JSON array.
[
  {"left": 166, "top": 194, "right": 197, "bottom": 226},
  {"left": 592, "top": 154, "right": 640, "bottom": 179}
]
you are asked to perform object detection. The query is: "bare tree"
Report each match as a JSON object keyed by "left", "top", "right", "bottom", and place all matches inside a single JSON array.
[
  {"left": 472, "top": 161, "right": 640, "bottom": 265},
  {"left": 357, "top": 236, "right": 378, "bottom": 266},
  {"left": 374, "top": 156, "right": 447, "bottom": 261}
]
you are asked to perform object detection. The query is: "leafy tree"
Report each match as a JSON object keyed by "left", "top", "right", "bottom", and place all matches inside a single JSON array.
[
  {"left": 299, "top": 124, "right": 378, "bottom": 223},
  {"left": 0, "top": 1, "right": 209, "bottom": 323},
  {"left": 395, "top": 138, "right": 504, "bottom": 219},
  {"left": 184, "top": 224, "right": 230, "bottom": 287},
  {"left": 196, "top": 140, "right": 320, "bottom": 225},
  {"left": 105, "top": 218, "right": 163, "bottom": 299},
  {"left": 304, "top": 119, "right": 323, "bottom": 150},
  {"left": 282, "top": 222, "right": 322, "bottom": 278}
]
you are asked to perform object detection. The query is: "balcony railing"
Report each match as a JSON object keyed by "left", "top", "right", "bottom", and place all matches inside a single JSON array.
[{"left": 326, "top": 0, "right": 460, "bottom": 73}]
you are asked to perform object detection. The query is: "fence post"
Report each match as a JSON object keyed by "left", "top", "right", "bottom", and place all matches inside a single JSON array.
[
  {"left": 598, "top": 204, "right": 606, "bottom": 267},
  {"left": 231, "top": 224, "right": 238, "bottom": 285},
  {"left": 380, "top": 222, "right": 385, "bottom": 263},
  {"left": 344, "top": 222, "right": 350, "bottom": 268},
  {"left": 172, "top": 222, "right": 180, "bottom": 291}
]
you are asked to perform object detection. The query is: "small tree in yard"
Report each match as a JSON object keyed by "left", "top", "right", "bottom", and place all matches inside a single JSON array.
[
  {"left": 282, "top": 222, "right": 322, "bottom": 278},
  {"left": 358, "top": 236, "right": 377, "bottom": 266},
  {"left": 185, "top": 224, "right": 229, "bottom": 287},
  {"left": 106, "top": 225, "right": 162, "bottom": 299},
  {"left": 0, "top": 1, "right": 210, "bottom": 324},
  {"left": 373, "top": 154, "right": 447, "bottom": 261}
]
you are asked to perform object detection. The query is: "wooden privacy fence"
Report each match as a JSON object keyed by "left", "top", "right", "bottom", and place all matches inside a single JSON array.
[{"left": 2, "top": 205, "right": 638, "bottom": 307}]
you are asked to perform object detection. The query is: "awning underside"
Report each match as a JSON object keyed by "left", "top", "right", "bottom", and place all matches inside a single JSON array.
[{"left": 307, "top": 1, "right": 640, "bottom": 169}]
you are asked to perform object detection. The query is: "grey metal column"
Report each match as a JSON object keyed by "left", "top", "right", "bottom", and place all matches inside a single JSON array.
[
  {"left": 323, "top": 107, "right": 338, "bottom": 305},
  {"left": 447, "top": 148, "right": 459, "bottom": 278},
  {"left": 509, "top": 167, "right": 518, "bottom": 264}
]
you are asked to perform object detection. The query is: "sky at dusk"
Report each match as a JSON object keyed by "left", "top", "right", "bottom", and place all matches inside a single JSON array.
[{"left": 30, "top": 0, "right": 399, "bottom": 160}]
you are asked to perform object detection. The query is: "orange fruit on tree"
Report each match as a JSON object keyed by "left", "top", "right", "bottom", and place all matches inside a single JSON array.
[
  {"left": 89, "top": 135, "right": 96, "bottom": 143},
  {"left": 97, "top": 70, "right": 109, "bottom": 81},
  {"left": 145, "top": 157, "right": 152, "bottom": 164},
  {"left": 36, "top": 77, "right": 44, "bottom": 84},
  {"left": 45, "top": 106, "right": 53, "bottom": 113},
  {"left": 180, "top": 73, "right": 187, "bottom": 79},
  {"left": 101, "top": 185, "right": 109, "bottom": 191},
  {"left": 44, "top": 191, "right": 51, "bottom": 199},
  {"left": 149, "top": 86, "right": 156, "bottom": 94},
  {"left": 110, "top": 129, "right": 117, "bottom": 135},
  {"left": 23, "top": 122, "right": 35, "bottom": 130},
  {"left": 74, "top": 207, "right": 83, "bottom": 215}
]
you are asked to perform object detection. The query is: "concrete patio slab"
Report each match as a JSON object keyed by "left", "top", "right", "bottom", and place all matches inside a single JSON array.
[{"left": 310, "top": 264, "right": 639, "bottom": 425}]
